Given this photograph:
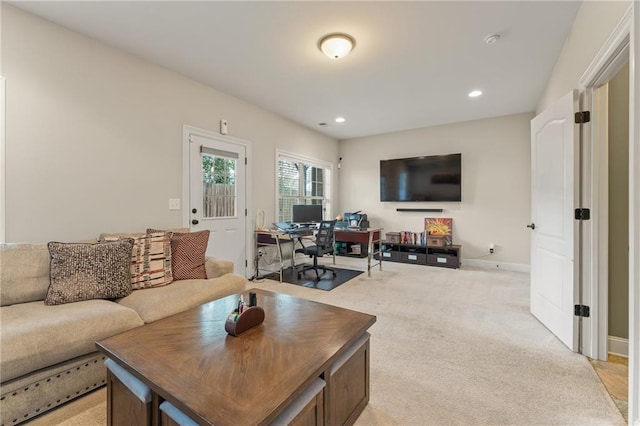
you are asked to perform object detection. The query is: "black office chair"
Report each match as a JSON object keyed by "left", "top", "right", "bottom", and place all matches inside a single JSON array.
[{"left": 295, "top": 220, "right": 337, "bottom": 281}]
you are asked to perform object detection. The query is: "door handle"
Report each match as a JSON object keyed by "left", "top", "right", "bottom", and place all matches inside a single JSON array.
[
  {"left": 526, "top": 223, "right": 536, "bottom": 230},
  {"left": 192, "top": 219, "right": 199, "bottom": 225}
]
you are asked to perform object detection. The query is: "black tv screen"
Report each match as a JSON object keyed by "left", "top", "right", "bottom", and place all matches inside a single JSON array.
[{"left": 380, "top": 153, "right": 462, "bottom": 202}]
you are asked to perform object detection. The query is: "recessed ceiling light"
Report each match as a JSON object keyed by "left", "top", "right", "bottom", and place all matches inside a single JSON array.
[
  {"left": 484, "top": 33, "right": 501, "bottom": 45},
  {"left": 468, "top": 90, "right": 482, "bottom": 98},
  {"left": 335, "top": 117, "right": 346, "bottom": 123}
]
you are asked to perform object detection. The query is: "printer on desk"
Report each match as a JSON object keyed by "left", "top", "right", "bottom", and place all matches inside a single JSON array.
[{"left": 340, "top": 211, "right": 369, "bottom": 230}]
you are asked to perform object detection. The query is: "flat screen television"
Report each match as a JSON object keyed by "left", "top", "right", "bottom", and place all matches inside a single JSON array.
[
  {"left": 292, "top": 204, "right": 323, "bottom": 223},
  {"left": 380, "top": 153, "right": 462, "bottom": 202}
]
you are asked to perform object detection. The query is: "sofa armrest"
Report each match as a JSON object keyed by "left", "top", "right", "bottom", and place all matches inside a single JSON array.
[{"left": 205, "top": 257, "right": 234, "bottom": 279}]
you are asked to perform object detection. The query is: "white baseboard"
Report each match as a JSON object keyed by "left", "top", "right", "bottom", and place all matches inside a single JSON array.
[
  {"left": 462, "top": 258, "right": 530, "bottom": 273},
  {"left": 608, "top": 335, "right": 629, "bottom": 357}
]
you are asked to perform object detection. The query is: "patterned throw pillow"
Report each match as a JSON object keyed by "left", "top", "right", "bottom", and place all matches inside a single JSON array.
[
  {"left": 147, "top": 229, "right": 209, "bottom": 280},
  {"left": 45, "top": 239, "right": 134, "bottom": 305},
  {"left": 100, "top": 231, "right": 173, "bottom": 290}
]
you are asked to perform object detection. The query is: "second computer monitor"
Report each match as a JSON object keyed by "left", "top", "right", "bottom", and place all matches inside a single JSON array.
[{"left": 292, "top": 204, "right": 323, "bottom": 224}]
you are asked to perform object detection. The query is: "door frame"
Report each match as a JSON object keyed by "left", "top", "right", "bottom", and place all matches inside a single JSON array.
[
  {"left": 630, "top": 3, "right": 639, "bottom": 424},
  {"left": 578, "top": 4, "right": 638, "bottom": 423},
  {"left": 0, "top": 77, "right": 5, "bottom": 242},
  {"left": 182, "top": 124, "right": 254, "bottom": 278},
  {"left": 579, "top": 6, "right": 631, "bottom": 360}
]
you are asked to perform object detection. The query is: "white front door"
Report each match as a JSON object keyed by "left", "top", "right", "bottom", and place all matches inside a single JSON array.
[
  {"left": 189, "top": 134, "right": 247, "bottom": 276},
  {"left": 530, "top": 90, "right": 579, "bottom": 351}
]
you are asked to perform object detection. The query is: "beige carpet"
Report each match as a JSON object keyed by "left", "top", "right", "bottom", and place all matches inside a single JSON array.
[{"left": 31, "top": 258, "right": 625, "bottom": 425}]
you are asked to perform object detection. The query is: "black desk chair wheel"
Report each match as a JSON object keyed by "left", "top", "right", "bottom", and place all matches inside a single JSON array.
[{"left": 295, "top": 220, "right": 337, "bottom": 281}]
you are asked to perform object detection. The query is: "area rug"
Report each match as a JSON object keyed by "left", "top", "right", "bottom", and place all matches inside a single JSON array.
[{"left": 266, "top": 266, "right": 363, "bottom": 291}]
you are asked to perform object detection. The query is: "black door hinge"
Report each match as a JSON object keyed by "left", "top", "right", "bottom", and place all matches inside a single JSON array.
[
  {"left": 574, "top": 208, "right": 590, "bottom": 220},
  {"left": 575, "top": 111, "right": 591, "bottom": 124},
  {"left": 574, "top": 305, "right": 590, "bottom": 318},
  {"left": 245, "top": 157, "right": 247, "bottom": 165},
  {"left": 245, "top": 208, "right": 248, "bottom": 216},
  {"left": 245, "top": 259, "right": 248, "bottom": 267}
]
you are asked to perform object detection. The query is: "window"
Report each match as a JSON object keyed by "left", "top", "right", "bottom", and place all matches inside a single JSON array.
[
  {"left": 202, "top": 149, "right": 237, "bottom": 218},
  {"left": 276, "top": 151, "right": 332, "bottom": 222}
]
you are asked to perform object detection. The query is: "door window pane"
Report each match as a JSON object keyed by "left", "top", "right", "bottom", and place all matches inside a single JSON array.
[{"left": 203, "top": 154, "right": 236, "bottom": 218}]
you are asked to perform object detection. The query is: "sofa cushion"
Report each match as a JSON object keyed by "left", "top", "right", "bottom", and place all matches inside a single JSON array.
[
  {"left": 205, "top": 257, "right": 234, "bottom": 279},
  {"left": 0, "top": 299, "right": 144, "bottom": 382},
  {"left": 46, "top": 240, "right": 134, "bottom": 305},
  {"left": 0, "top": 243, "right": 50, "bottom": 306},
  {"left": 101, "top": 231, "right": 173, "bottom": 290},
  {"left": 117, "top": 274, "right": 247, "bottom": 323},
  {"left": 147, "top": 229, "right": 209, "bottom": 280}
]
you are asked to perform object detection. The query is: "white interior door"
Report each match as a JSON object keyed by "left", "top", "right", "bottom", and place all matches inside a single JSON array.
[
  {"left": 189, "top": 134, "right": 247, "bottom": 276},
  {"left": 530, "top": 90, "right": 579, "bottom": 351}
]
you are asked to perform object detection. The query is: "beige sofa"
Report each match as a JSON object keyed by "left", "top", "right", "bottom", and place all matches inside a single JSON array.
[{"left": 0, "top": 242, "right": 248, "bottom": 425}]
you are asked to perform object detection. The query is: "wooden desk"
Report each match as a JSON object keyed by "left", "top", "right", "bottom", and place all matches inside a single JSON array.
[
  {"left": 97, "top": 290, "right": 376, "bottom": 426},
  {"left": 334, "top": 228, "right": 383, "bottom": 277}
]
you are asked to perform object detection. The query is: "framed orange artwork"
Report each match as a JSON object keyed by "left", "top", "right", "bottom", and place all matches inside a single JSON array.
[{"left": 424, "top": 218, "right": 453, "bottom": 245}]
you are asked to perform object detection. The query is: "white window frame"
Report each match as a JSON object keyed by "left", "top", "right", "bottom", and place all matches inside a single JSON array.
[{"left": 275, "top": 149, "right": 333, "bottom": 223}]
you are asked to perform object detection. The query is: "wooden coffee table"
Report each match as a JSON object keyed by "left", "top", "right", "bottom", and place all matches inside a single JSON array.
[{"left": 96, "top": 289, "right": 376, "bottom": 425}]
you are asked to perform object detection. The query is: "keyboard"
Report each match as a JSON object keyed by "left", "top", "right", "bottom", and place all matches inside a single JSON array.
[
  {"left": 273, "top": 222, "right": 294, "bottom": 231},
  {"left": 288, "top": 228, "right": 313, "bottom": 236}
]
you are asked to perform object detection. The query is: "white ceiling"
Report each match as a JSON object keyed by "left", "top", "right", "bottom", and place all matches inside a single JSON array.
[{"left": 10, "top": 1, "right": 581, "bottom": 140}]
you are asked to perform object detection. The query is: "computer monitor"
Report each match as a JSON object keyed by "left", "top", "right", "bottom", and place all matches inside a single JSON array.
[{"left": 292, "top": 204, "right": 323, "bottom": 224}]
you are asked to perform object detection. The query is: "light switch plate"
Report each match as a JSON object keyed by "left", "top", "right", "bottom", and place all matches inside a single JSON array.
[{"left": 169, "top": 198, "right": 181, "bottom": 210}]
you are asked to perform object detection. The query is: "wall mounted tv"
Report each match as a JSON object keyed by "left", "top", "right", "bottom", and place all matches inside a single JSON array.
[{"left": 380, "top": 153, "right": 462, "bottom": 202}]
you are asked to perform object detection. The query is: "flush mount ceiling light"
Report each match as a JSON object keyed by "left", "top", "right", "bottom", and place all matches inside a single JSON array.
[
  {"left": 335, "top": 117, "right": 346, "bottom": 123},
  {"left": 319, "top": 33, "right": 355, "bottom": 59},
  {"left": 468, "top": 90, "right": 482, "bottom": 98}
]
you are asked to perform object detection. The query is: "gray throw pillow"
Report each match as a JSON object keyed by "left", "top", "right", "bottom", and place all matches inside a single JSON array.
[{"left": 45, "top": 239, "right": 134, "bottom": 305}]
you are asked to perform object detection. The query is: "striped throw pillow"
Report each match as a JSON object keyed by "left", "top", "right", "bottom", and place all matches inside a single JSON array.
[
  {"left": 147, "top": 229, "right": 209, "bottom": 280},
  {"left": 100, "top": 231, "right": 173, "bottom": 290}
]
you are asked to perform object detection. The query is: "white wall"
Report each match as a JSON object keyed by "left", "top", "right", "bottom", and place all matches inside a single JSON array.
[
  {"left": 338, "top": 112, "right": 533, "bottom": 266},
  {"left": 537, "top": 1, "right": 631, "bottom": 112},
  {"left": 1, "top": 5, "right": 338, "bottom": 243}
]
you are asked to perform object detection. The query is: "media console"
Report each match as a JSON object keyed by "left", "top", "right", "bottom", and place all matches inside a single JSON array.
[{"left": 375, "top": 242, "right": 461, "bottom": 269}]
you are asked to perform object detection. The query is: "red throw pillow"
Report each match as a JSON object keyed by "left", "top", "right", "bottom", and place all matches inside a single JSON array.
[{"left": 147, "top": 229, "right": 209, "bottom": 280}]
